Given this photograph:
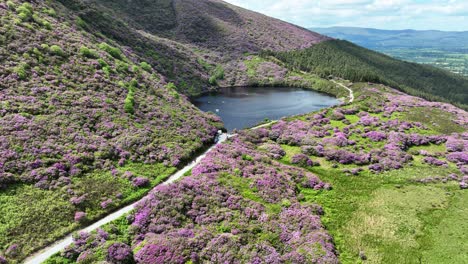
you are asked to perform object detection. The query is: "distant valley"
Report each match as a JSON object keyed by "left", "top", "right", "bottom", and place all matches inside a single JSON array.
[{"left": 312, "top": 27, "right": 468, "bottom": 76}]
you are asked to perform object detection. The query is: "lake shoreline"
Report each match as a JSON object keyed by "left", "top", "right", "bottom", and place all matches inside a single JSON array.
[{"left": 192, "top": 86, "right": 339, "bottom": 131}]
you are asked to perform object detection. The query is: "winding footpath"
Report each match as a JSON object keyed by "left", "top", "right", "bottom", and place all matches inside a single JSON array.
[
  {"left": 331, "top": 80, "right": 354, "bottom": 103},
  {"left": 24, "top": 133, "right": 230, "bottom": 264},
  {"left": 23, "top": 96, "right": 338, "bottom": 263}
]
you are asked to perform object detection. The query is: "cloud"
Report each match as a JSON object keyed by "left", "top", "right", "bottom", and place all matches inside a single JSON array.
[{"left": 223, "top": 0, "right": 468, "bottom": 31}]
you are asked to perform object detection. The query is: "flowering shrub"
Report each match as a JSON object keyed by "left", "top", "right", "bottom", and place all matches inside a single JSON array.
[
  {"left": 291, "top": 154, "right": 314, "bottom": 167},
  {"left": 446, "top": 135, "right": 467, "bottom": 152},
  {"left": 363, "top": 131, "right": 387, "bottom": 142},
  {"left": 416, "top": 174, "right": 459, "bottom": 184},
  {"left": 460, "top": 176, "right": 468, "bottom": 189},
  {"left": 330, "top": 109, "right": 345, "bottom": 120},
  {"left": 100, "top": 199, "right": 113, "bottom": 209},
  {"left": 324, "top": 149, "right": 369, "bottom": 165},
  {"left": 359, "top": 114, "right": 380, "bottom": 126},
  {"left": 423, "top": 157, "right": 447, "bottom": 167},
  {"left": 447, "top": 152, "right": 468, "bottom": 164},
  {"left": 59, "top": 129, "right": 336, "bottom": 263},
  {"left": 323, "top": 132, "right": 349, "bottom": 147},
  {"left": 74, "top": 212, "right": 86, "bottom": 223},
  {"left": 258, "top": 143, "right": 286, "bottom": 159},
  {"left": 132, "top": 177, "right": 149, "bottom": 188},
  {"left": 5, "top": 244, "right": 18, "bottom": 258},
  {"left": 135, "top": 244, "right": 183, "bottom": 264},
  {"left": 107, "top": 242, "right": 133, "bottom": 264}
]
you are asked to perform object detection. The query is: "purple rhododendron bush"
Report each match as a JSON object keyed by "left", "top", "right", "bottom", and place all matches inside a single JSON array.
[
  {"left": 0, "top": 0, "right": 222, "bottom": 188},
  {"left": 53, "top": 132, "right": 338, "bottom": 263},
  {"left": 0, "top": 0, "right": 222, "bottom": 261}
]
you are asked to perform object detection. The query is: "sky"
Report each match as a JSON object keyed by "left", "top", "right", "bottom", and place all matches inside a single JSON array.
[{"left": 223, "top": 0, "right": 468, "bottom": 31}]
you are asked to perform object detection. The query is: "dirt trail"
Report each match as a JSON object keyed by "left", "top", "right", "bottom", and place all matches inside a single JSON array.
[{"left": 23, "top": 133, "right": 229, "bottom": 264}]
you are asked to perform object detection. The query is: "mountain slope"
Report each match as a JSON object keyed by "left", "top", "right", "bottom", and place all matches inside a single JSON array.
[
  {"left": 54, "top": 0, "right": 468, "bottom": 104},
  {"left": 65, "top": 0, "right": 327, "bottom": 52},
  {"left": 262, "top": 40, "right": 468, "bottom": 109},
  {"left": 55, "top": 0, "right": 329, "bottom": 95},
  {"left": 312, "top": 27, "right": 468, "bottom": 76},
  {"left": 0, "top": 0, "right": 223, "bottom": 261},
  {"left": 0, "top": 0, "right": 330, "bottom": 261}
]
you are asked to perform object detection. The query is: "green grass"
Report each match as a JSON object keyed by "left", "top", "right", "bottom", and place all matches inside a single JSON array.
[
  {"left": 0, "top": 163, "right": 175, "bottom": 262},
  {"left": 330, "top": 120, "right": 347, "bottom": 130},
  {"left": 342, "top": 185, "right": 451, "bottom": 263},
  {"left": 243, "top": 56, "right": 264, "bottom": 78},
  {"left": 275, "top": 100, "right": 467, "bottom": 263},
  {"left": 280, "top": 144, "right": 302, "bottom": 163},
  {"left": 117, "top": 163, "right": 176, "bottom": 203},
  {"left": 402, "top": 107, "right": 465, "bottom": 134},
  {"left": 218, "top": 174, "right": 282, "bottom": 214},
  {"left": 419, "top": 190, "right": 468, "bottom": 263},
  {"left": 408, "top": 144, "right": 446, "bottom": 155},
  {"left": 345, "top": 114, "right": 359, "bottom": 124},
  {"left": 0, "top": 185, "right": 76, "bottom": 259},
  {"left": 208, "top": 65, "right": 225, "bottom": 85},
  {"left": 293, "top": 154, "right": 467, "bottom": 264}
]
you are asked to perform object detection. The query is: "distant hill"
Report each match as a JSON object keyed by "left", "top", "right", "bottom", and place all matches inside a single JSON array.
[{"left": 311, "top": 27, "right": 468, "bottom": 51}]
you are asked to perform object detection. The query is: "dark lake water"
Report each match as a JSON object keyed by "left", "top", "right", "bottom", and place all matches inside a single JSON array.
[{"left": 193, "top": 87, "right": 339, "bottom": 131}]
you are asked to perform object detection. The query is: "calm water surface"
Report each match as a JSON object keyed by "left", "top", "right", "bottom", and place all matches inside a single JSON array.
[{"left": 193, "top": 87, "right": 339, "bottom": 131}]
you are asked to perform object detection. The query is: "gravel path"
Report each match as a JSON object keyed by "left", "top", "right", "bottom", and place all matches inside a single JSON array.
[
  {"left": 23, "top": 106, "right": 321, "bottom": 263},
  {"left": 332, "top": 80, "right": 354, "bottom": 103},
  {"left": 23, "top": 133, "right": 229, "bottom": 264}
]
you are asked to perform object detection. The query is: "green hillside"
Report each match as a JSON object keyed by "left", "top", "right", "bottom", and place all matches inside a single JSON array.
[{"left": 263, "top": 40, "right": 468, "bottom": 109}]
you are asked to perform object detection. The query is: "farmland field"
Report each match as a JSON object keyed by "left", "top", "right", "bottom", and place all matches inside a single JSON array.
[{"left": 379, "top": 48, "right": 468, "bottom": 77}]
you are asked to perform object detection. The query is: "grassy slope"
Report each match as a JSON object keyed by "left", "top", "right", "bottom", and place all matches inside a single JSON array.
[
  {"left": 0, "top": 0, "right": 222, "bottom": 262},
  {"left": 279, "top": 86, "right": 467, "bottom": 263},
  {"left": 0, "top": 164, "right": 175, "bottom": 261}
]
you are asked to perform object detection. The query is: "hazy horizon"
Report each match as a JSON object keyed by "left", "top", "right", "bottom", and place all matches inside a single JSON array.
[
  {"left": 224, "top": 0, "right": 468, "bottom": 32},
  {"left": 311, "top": 26, "right": 468, "bottom": 33}
]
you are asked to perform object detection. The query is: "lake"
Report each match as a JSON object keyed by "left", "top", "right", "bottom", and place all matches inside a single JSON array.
[{"left": 193, "top": 87, "right": 339, "bottom": 131}]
